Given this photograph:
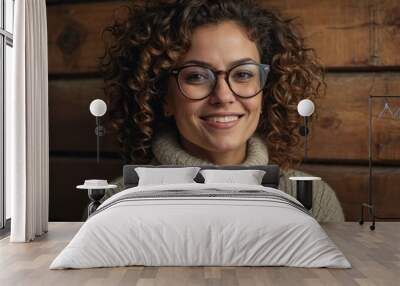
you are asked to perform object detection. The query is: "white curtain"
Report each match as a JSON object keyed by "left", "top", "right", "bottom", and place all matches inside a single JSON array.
[{"left": 6, "top": 0, "right": 49, "bottom": 242}]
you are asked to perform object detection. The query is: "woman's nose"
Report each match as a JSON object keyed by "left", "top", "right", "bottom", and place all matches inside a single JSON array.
[{"left": 209, "top": 74, "right": 236, "bottom": 105}]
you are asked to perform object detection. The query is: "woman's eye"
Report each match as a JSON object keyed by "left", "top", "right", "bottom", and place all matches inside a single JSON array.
[
  {"left": 232, "top": 71, "right": 254, "bottom": 81},
  {"left": 184, "top": 73, "right": 209, "bottom": 84}
]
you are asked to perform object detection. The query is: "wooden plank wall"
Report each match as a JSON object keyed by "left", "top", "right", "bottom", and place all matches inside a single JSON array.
[{"left": 47, "top": 0, "right": 400, "bottom": 221}]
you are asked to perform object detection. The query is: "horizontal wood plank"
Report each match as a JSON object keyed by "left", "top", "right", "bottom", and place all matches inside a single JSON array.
[
  {"left": 299, "top": 164, "right": 400, "bottom": 221},
  {"left": 49, "top": 157, "right": 123, "bottom": 221},
  {"left": 47, "top": 1, "right": 127, "bottom": 74},
  {"left": 49, "top": 155, "right": 400, "bottom": 222},
  {"left": 266, "top": 0, "right": 400, "bottom": 68},
  {"left": 309, "top": 72, "right": 400, "bottom": 162},
  {"left": 49, "top": 79, "right": 121, "bottom": 152},
  {"left": 50, "top": 73, "right": 400, "bottom": 162},
  {"left": 47, "top": 0, "right": 400, "bottom": 75}
]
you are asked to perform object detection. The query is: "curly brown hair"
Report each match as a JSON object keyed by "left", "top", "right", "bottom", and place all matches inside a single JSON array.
[{"left": 100, "top": 0, "right": 325, "bottom": 170}]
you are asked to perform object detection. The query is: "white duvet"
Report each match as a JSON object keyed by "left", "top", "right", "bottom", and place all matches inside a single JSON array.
[{"left": 50, "top": 183, "right": 351, "bottom": 269}]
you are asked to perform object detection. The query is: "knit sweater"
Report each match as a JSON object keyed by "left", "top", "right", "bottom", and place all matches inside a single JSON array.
[{"left": 103, "top": 129, "right": 345, "bottom": 222}]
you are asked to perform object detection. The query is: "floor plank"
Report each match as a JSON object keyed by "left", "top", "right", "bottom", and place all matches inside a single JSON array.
[{"left": 0, "top": 222, "right": 399, "bottom": 286}]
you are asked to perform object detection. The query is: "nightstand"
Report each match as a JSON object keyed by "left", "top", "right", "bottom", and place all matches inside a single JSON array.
[
  {"left": 289, "top": 176, "right": 321, "bottom": 210},
  {"left": 76, "top": 180, "right": 117, "bottom": 217}
]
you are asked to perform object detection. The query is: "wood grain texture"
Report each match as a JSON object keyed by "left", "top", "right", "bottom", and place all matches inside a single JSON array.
[
  {"left": 46, "top": 0, "right": 400, "bottom": 225},
  {"left": 309, "top": 72, "right": 400, "bottom": 162},
  {"left": 49, "top": 79, "right": 120, "bottom": 152},
  {"left": 49, "top": 157, "right": 123, "bottom": 222},
  {"left": 47, "top": 1, "right": 127, "bottom": 74},
  {"left": 49, "top": 73, "right": 400, "bottom": 162},
  {"left": 1, "top": 222, "right": 400, "bottom": 286},
  {"left": 47, "top": 0, "right": 400, "bottom": 75},
  {"left": 49, "top": 158, "right": 400, "bottom": 222},
  {"left": 298, "top": 164, "right": 400, "bottom": 221},
  {"left": 265, "top": 0, "right": 400, "bottom": 68}
]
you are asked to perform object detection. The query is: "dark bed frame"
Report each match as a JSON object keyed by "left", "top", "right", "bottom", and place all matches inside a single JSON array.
[{"left": 123, "top": 164, "right": 280, "bottom": 190}]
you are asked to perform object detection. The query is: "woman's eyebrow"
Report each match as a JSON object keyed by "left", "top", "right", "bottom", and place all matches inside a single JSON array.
[
  {"left": 181, "top": 58, "right": 257, "bottom": 69},
  {"left": 229, "top": 58, "right": 258, "bottom": 67}
]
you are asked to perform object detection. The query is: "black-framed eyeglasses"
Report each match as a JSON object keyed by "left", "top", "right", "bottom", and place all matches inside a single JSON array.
[{"left": 170, "top": 63, "right": 270, "bottom": 100}]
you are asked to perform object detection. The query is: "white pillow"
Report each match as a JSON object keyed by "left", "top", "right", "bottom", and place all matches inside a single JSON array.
[
  {"left": 135, "top": 167, "right": 201, "bottom": 186},
  {"left": 200, "top": 169, "right": 266, "bottom": 185}
]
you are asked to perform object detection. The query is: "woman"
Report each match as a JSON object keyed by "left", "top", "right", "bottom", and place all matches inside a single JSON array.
[{"left": 100, "top": 0, "right": 345, "bottom": 222}]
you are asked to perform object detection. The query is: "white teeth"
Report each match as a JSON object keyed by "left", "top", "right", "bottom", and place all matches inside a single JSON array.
[{"left": 205, "top": 116, "right": 240, "bottom": 123}]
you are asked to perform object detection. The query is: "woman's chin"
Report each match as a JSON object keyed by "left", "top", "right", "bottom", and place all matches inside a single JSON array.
[
  {"left": 199, "top": 129, "right": 247, "bottom": 153},
  {"left": 205, "top": 138, "right": 245, "bottom": 154}
]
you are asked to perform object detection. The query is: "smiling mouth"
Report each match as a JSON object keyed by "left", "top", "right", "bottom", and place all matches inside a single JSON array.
[
  {"left": 200, "top": 115, "right": 244, "bottom": 123},
  {"left": 199, "top": 114, "right": 244, "bottom": 130}
]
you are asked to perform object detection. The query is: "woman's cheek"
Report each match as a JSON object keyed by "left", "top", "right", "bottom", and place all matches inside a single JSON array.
[
  {"left": 246, "top": 98, "right": 262, "bottom": 118},
  {"left": 174, "top": 102, "right": 201, "bottom": 128}
]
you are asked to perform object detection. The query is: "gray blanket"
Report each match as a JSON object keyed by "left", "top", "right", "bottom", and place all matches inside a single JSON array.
[{"left": 91, "top": 189, "right": 311, "bottom": 219}]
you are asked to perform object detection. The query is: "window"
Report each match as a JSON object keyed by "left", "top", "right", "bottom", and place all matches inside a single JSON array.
[{"left": 1, "top": 0, "right": 14, "bottom": 231}]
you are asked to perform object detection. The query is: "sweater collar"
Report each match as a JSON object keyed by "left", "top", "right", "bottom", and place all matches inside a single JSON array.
[{"left": 152, "top": 128, "right": 269, "bottom": 166}]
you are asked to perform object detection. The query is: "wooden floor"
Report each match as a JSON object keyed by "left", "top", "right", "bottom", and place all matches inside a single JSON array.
[{"left": 0, "top": 222, "right": 399, "bottom": 286}]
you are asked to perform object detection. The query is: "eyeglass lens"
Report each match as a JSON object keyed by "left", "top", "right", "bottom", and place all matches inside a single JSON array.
[{"left": 177, "top": 63, "right": 268, "bottom": 99}]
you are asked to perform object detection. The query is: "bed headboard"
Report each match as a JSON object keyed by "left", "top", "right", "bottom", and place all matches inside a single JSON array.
[{"left": 123, "top": 165, "right": 280, "bottom": 189}]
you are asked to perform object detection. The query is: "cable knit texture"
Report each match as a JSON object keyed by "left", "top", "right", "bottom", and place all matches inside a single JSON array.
[
  {"left": 104, "top": 129, "right": 345, "bottom": 222},
  {"left": 152, "top": 128, "right": 270, "bottom": 166}
]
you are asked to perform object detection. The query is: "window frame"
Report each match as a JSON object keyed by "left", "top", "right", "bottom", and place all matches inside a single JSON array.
[{"left": 0, "top": 0, "right": 14, "bottom": 232}]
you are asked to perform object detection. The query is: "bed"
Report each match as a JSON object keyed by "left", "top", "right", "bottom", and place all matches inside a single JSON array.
[{"left": 50, "top": 165, "right": 350, "bottom": 269}]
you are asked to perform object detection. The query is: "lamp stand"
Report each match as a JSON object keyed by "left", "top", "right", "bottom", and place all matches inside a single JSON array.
[
  {"left": 304, "top": 116, "right": 308, "bottom": 161},
  {"left": 95, "top": 117, "right": 101, "bottom": 163},
  {"left": 94, "top": 117, "right": 106, "bottom": 164}
]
